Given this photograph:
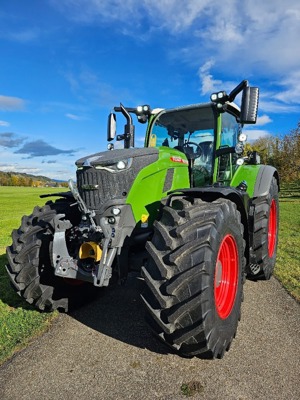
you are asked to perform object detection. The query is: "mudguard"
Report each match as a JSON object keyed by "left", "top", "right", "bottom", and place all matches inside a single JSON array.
[
  {"left": 167, "top": 186, "right": 250, "bottom": 236},
  {"left": 253, "top": 165, "right": 280, "bottom": 197}
]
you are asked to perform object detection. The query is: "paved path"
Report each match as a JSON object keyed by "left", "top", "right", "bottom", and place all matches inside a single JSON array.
[{"left": 0, "top": 275, "right": 299, "bottom": 400}]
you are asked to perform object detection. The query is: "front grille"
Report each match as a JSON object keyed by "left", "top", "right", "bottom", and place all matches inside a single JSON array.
[
  {"left": 77, "top": 167, "right": 136, "bottom": 210},
  {"left": 76, "top": 148, "right": 159, "bottom": 211}
]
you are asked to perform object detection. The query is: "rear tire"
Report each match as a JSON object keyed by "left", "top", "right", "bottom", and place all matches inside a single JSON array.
[
  {"left": 248, "top": 177, "right": 279, "bottom": 280},
  {"left": 142, "top": 197, "right": 245, "bottom": 358},
  {"left": 6, "top": 199, "right": 98, "bottom": 312}
]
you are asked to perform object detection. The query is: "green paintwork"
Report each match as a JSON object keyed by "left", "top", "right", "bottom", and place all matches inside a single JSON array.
[
  {"left": 126, "top": 147, "right": 190, "bottom": 223},
  {"left": 230, "top": 164, "right": 261, "bottom": 197}
]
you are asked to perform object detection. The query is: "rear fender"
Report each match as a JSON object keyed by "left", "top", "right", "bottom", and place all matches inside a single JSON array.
[
  {"left": 253, "top": 166, "right": 280, "bottom": 198},
  {"left": 247, "top": 166, "right": 279, "bottom": 272}
]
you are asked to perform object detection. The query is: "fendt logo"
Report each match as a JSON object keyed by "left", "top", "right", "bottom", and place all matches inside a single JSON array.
[
  {"left": 170, "top": 156, "right": 188, "bottom": 165},
  {"left": 81, "top": 184, "right": 99, "bottom": 190}
]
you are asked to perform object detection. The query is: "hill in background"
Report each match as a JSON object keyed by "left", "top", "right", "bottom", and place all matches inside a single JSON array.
[{"left": 0, "top": 171, "right": 68, "bottom": 187}]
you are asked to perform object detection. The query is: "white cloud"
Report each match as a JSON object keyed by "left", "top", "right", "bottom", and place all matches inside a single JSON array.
[
  {"left": 272, "top": 70, "right": 300, "bottom": 104},
  {"left": 256, "top": 115, "right": 272, "bottom": 126},
  {"left": 0, "top": 150, "right": 76, "bottom": 180},
  {"left": 243, "top": 129, "right": 271, "bottom": 141},
  {"left": 0, "top": 95, "right": 25, "bottom": 111},
  {"left": 198, "top": 61, "right": 300, "bottom": 115},
  {"left": 0, "top": 120, "right": 10, "bottom": 127},
  {"left": 51, "top": 0, "right": 211, "bottom": 32},
  {"left": 0, "top": 163, "right": 41, "bottom": 174},
  {"left": 258, "top": 99, "right": 299, "bottom": 114},
  {"left": 51, "top": 0, "right": 300, "bottom": 82},
  {"left": 198, "top": 61, "right": 242, "bottom": 98},
  {"left": 49, "top": 0, "right": 242, "bottom": 43},
  {"left": 65, "top": 113, "right": 84, "bottom": 121},
  {"left": 144, "top": 0, "right": 211, "bottom": 33},
  {"left": 198, "top": 60, "right": 222, "bottom": 95}
]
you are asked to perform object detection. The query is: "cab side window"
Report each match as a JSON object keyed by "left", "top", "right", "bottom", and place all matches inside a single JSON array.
[{"left": 217, "top": 112, "right": 240, "bottom": 183}]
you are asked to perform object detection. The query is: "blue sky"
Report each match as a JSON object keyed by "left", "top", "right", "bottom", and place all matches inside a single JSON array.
[{"left": 0, "top": 0, "right": 299, "bottom": 180}]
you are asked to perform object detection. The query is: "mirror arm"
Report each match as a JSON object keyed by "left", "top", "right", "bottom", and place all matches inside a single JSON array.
[
  {"left": 120, "top": 103, "right": 135, "bottom": 148},
  {"left": 228, "top": 80, "right": 248, "bottom": 102}
]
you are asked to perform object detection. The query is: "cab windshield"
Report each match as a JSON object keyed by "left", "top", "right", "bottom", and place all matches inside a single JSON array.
[{"left": 148, "top": 105, "right": 216, "bottom": 185}]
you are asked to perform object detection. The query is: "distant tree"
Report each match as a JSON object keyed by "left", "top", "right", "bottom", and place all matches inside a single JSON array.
[
  {"left": 11, "top": 175, "right": 20, "bottom": 186},
  {"left": 246, "top": 121, "right": 300, "bottom": 183},
  {"left": 280, "top": 122, "right": 300, "bottom": 182},
  {"left": 18, "top": 175, "right": 27, "bottom": 186}
]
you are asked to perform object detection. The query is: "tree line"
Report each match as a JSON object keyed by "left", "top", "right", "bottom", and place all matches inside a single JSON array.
[
  {"left": 245, "top": 121, "right": 300, "bottom": 183},
  {"left": 0, "top": 171, "right": 68, "bottom": 187}
]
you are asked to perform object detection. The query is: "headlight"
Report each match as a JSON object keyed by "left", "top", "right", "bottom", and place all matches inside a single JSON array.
[
  {"left": 236, "top": 158, "right": 245, "bottom": 166},
  {"left": 117, "top": 160, "right": 126, "bottom": 170},
  {"left": 95, "top": 158, "right": 132, "bottom": 173},
  {"left": 238, "top": 133, "right": 247, "bottom": 142},
  {"left": 112, "top": 207, "right": 121, "bottom": 216}
]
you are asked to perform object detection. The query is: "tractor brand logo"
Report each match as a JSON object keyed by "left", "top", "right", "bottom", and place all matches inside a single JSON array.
[
  {"left": 141, "top": 214, "right": 149, "bottom": 228},
  {"left": 81, "top": 184, "right": 99, "bottom": 190},
  {"left": 170, "top": 156, "right": 188, "bottom": 165}
]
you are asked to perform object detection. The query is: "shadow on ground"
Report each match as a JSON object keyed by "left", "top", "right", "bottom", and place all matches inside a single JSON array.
[
  {"left": 1, "top": 251, "right": 169, "bottom": 355},
  {"left": 70, "top": 272, "right": 170, "bottom": 356}
]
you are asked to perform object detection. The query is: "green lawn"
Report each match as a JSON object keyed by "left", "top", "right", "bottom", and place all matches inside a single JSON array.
[
  {"left": 275, "top": 199, "right": 300, "bottom": 301},
  {"left": 0, "top": 187, "right": 66, "bottom": 364},
  {"left": 0, "top": 186, "right": 299, "bottom": 365}
]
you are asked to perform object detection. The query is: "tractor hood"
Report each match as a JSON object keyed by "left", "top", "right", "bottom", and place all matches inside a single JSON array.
[
  {"left": 76, "top": 148, "right": 159, "bottom": 168},
  {"left": 75, "top": 148, "right": 160, "bottom": 215}
]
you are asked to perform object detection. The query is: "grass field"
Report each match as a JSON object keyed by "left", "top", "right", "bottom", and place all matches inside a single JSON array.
[
  {"left": 275, "top": 198, "right": 300, "bottom": 301},
  {"left": 0, "top": 187, "right": 66, "bottom": 364},
  {"left": 0, "top": 186, "right": 299, "bottom": 365}
]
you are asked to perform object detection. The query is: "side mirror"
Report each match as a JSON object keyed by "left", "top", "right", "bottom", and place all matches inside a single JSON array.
[
  {"left": 107, "top": 113, "right": 116, "bottom": 141},
  {"left": 240, "top": 87, "right": 259, "bottom": 124}
]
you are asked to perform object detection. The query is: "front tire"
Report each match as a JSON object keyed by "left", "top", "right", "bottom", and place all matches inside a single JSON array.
[
  {"left": 142, "top": 197, "right": 245, "bottom": 358},
  {"left": 6, "top": 199, "right": 97, "bottom": 312}
]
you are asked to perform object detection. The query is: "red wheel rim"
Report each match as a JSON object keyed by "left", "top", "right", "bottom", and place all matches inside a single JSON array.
[
  {"left": 268, "top": 199, "right": 277, "bottom": 257},
  {"left": 214, "top": 234, "right": 238, "bottom": 319}
]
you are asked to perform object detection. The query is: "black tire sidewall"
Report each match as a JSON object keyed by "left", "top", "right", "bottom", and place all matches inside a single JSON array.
[{"left": 201, "top": 211, "right": 244, "bottom": 347}]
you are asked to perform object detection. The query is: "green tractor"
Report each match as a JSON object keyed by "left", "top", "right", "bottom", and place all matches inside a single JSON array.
[{"left": 6, "top": 80, "right": 279, "bottom": 358}]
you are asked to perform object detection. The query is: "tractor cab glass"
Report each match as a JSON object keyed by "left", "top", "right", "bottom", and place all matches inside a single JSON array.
[
  {"left": 217, "top": 111, "right": 240, "bottom": 184},
  {"left": 148, "top": 105, "right": 215, "bottom": 186}
]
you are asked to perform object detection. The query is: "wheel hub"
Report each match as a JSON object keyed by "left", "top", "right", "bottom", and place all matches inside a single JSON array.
[{"left": 215, "top": 260, "right": 223, "bottom": 287}]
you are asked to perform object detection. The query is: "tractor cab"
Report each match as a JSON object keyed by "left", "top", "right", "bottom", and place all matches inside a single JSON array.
[
  {"left": 146, "top": 103, "right": 216, "bottom": 187},
  {"left": 107, "top": 80, "right": 259, "bottom": 188}
]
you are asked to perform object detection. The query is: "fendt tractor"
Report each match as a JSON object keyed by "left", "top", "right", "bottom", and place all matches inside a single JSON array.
[{"left": 6, "top": 80, "right": 279, "bottom": 358}]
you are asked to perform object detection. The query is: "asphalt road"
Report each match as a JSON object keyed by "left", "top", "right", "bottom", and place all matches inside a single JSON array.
[{"left": 0, "top": 275, "right": 299, "bottom": 400}]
